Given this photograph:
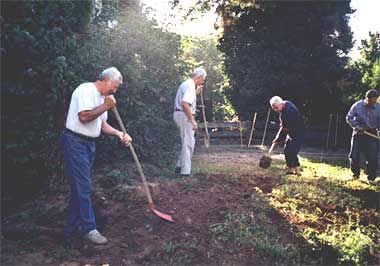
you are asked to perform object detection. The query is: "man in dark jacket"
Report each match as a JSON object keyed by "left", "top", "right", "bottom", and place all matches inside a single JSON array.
[
  {"left": 346, "top": 89, "right": 379, "bottom": 185},
  {"left": 270, "top": 96, "right": 305, "bottom": 175}
]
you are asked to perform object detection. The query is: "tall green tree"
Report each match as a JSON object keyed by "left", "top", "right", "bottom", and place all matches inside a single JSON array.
[
  {"left": 217, "top": 0, "right": 354, "bottom": 120},
  {"left": 356, "top": 32, "right": 380, "bottom": 91},
  {"left": 180, "top": 37, "right": 236, "bottom": 121},
  {"left": 1, "top": 0, "right": 98, "bottom": 208},
  {"left": 175, "top": 0, "right": 354, "bottom": 120},
  {"left": 95, "top": 0, "right": 183, "bottom": 160},
  {"left": 1, "top": 0, "right": 184, "bottom": 211},
  {"left": 337, "top": 32, "right": 380, "bottom": 113}
]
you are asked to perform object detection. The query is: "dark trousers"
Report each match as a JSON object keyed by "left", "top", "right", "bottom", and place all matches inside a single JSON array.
[
  {"left": 349, "top": 134, "right": 379, "bottom": 180},
  {"left": 62, "top": 132, "right": 97, "bottom": 237},
  {"left": 284, "top": 138, "right": 302, "bottom": 167}
]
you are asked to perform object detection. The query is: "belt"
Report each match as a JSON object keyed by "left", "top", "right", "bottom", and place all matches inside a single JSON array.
[
  {"left": 174, "top": 108, "right": 182, "bottom": 112},
  {"left": 64, "top": 128, "right": 99, "bottom": 142}
]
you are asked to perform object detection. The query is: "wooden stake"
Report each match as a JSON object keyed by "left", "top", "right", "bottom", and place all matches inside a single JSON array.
[
  {"left": 239, "top": 120, "right": 243, "bottom": 147},
  {"left": 334, "top": 112, "right": 339, "bottom": 147},
  {"left": 247, "top": 112, "right": 257, "bottom": 148},
  {"left": 261, "top": 108, "right": 271, "bottom": 147},
  {"left": 326, "top": 114, "right": 333, "bottom": 150}
]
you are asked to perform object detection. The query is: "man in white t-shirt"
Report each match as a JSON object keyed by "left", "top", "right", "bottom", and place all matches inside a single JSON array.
[
  {"left": 173, "top": 67, "right": 207, "bottom": 177},
  {"left": 62, "top": 67, "right": 132, "bottom": 245}
]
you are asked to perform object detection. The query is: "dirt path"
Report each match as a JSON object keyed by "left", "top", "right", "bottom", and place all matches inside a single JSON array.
[{"left": 1, "top": 145, "right": 356, "bottom": 265}]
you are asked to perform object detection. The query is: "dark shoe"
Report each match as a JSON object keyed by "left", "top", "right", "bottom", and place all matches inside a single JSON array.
[
  {"left": 295, "top": 167, "right": 301, "bottom": 176},
  {"left": 284, "top": 167, "right": 296, "bottom": 175},
  {"left": 367, "top": 179, "right": 377, "bottom": 186},
  {"left": 352, "top": 174, "right": 359, "bottom": 180},
  {"left": 180, "top": 174, "right": 190, "bottom": 178},
  {"left": 175, "top": 167, "right": 181, "bottom": 174}
]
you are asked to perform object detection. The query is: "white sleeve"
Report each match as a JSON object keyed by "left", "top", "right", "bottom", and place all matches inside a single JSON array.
[
  {"left": 76, "top": 87, "right": 96, "bottom": 114},
  {"left": 182, "top": 86, "right": 194, "bottom": 105}
]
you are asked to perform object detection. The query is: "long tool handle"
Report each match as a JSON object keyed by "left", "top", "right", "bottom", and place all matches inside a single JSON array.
[
  {"left": 247, "top": 112, "right": 257, "bottom": 147},
  {"left": 364, "top": 130, "right": 380, "bottom": 140},
  {"left": 200, "top": 88, "right": 209, "bottom": 137},
  {"left": 268, "top": 142, "right": 276, "bottom": 155},
  {"left": 261, "top": 108, "right": 271, "bottom": 147},
  {"left": 112, "top": 107, "right": 154, "bottom": 206}
]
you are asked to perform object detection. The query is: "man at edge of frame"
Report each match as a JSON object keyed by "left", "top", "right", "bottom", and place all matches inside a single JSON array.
[{"left": 346, "top": 89, "right": 380, "bottom": 185}]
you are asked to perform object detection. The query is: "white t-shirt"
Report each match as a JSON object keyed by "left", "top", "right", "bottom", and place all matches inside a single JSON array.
[
  {"left": 174, "top": 78, "right": 196, "bottom": 114},
  {"left": 65, "top": 82, "right": 107, "bottom": 137}
]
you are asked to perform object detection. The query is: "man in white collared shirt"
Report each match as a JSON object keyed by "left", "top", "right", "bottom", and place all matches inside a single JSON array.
[
  {"left": 62, "top": 67, "right": 132, "bottom": 245},
  {"left": 173, "top": 67, "right": 207, "bottom": 177}
]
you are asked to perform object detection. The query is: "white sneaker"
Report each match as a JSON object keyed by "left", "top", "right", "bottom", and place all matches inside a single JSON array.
[{"left": 84, "top": 229, "right": 108, "bottom": 245}]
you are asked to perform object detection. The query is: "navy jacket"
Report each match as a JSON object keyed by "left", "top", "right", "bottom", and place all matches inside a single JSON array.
[{"left": 277, "top": 101, "right": 305, "bottom": 143}]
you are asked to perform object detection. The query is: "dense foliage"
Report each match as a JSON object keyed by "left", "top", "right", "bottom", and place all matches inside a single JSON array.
[
  {"left": 1, "top": 0, "right": 184, "bottom": 207},
  {"left": 175, "top": 0, "right": 377, "bottom": 121},
  {"left": 217, "top": 0, "right": 354, "bottom": 120},
  {"left": 180, "top": 37, "right": 236, "bottom": 121},
  {"left": 338, "top": 32, "right": 380, "bottom": 110},
  {"left": 355, "top": 32, "right": 380, "bottom": 91},
  {"left": 2, "top": 0, "right": 98, "bottom": 206},
  {"left": 2, "top": 0, "right": 378, "bottom": 213}
]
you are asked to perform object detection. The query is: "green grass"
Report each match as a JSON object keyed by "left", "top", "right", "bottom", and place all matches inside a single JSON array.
[
  {"left": 316, "top": 213, "right": 380, "bottom": 265},
  {"left": 193, "top": 151, "right": 380, "bottom": 265},
  {"left": 161, "top": 241, "right": 196, "bottom": 254},
  {"left": 271, "top": 157, "right": 380, "bottom": 265},
  {"left": 209, "top": 210, "right": 301, "bottom": 265},
  {"left": 160, "top": 241, "right": 198, "bottom": 264}
]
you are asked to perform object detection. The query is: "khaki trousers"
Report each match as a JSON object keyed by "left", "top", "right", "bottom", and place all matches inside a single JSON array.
[{"left": 173, "top": 111, "right": 195, "bottom": 175}]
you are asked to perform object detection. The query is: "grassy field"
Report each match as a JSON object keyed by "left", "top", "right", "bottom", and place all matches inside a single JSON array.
[{"left": 192, "top": 146, "right": 380, "bottom": 265}]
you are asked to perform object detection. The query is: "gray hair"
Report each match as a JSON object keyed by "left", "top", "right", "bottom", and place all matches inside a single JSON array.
[
  {"left": 191, "top": 67, "right": 207, "bottom": 78},
  {"left": 270, "top": 96, "right": 283, "bottom": 106},
  {"left": 99, "top": 67, "right": 123, "bottom": 83}
]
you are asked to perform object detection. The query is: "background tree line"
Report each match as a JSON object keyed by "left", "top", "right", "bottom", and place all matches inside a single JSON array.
[
  {"left": 1, "top": 0, "right": 223, "bottom": 212},
  {"left": 1, "top": 0, "right": 379, "bottom": 213},
  {"left": 176, "top": 0, "right": 379, "bottom": 121}
]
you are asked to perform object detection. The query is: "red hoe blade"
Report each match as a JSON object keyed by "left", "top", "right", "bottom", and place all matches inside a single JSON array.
[{"left": 112, "top": 107, "right": 174, "bottom": 222}]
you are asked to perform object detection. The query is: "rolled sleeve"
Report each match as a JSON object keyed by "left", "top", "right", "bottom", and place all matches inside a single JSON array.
[
  {"left": 76, "top": 92, "right": 95, "bottom": 114},
  {"left": 182, "top": 88, "right": 194, "bottom": 105}
]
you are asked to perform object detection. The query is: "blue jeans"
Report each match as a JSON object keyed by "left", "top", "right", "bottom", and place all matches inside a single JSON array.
[
  {"left": 349, "top": 134, "right": 379, "bottom": 180},
  {"left": 62, "top": 132, "right": 96, "bottom": 237}
]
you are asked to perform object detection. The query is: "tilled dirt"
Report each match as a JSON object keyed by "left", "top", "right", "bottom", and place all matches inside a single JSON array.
[
  {"left": 2, "top": 171, "right": 290, "bottom": 265},
  {"left": 2, "top": 145, "right": 365, "bottom": 265},
  {"left": 1, "top": 144, "right": 304, "bottom": 266}
]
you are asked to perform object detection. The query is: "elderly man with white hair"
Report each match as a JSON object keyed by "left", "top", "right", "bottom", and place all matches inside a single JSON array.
[
  {"left": 62, "top": 67, "right": 132, "bottom": 245},
  {"left": 174, "top": 67, "right": 207, "bottom": 177},
  {"left": 270, "top": 96, "right": 305, "bottom": 175}
]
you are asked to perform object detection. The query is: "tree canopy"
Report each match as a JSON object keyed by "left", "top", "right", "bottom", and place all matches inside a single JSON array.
[
  {"left": 1, "top": 0, "right": 184, "bottom": 204},
  {"left": 215, "top": 0, "right": 354, "bottom": 120}
]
